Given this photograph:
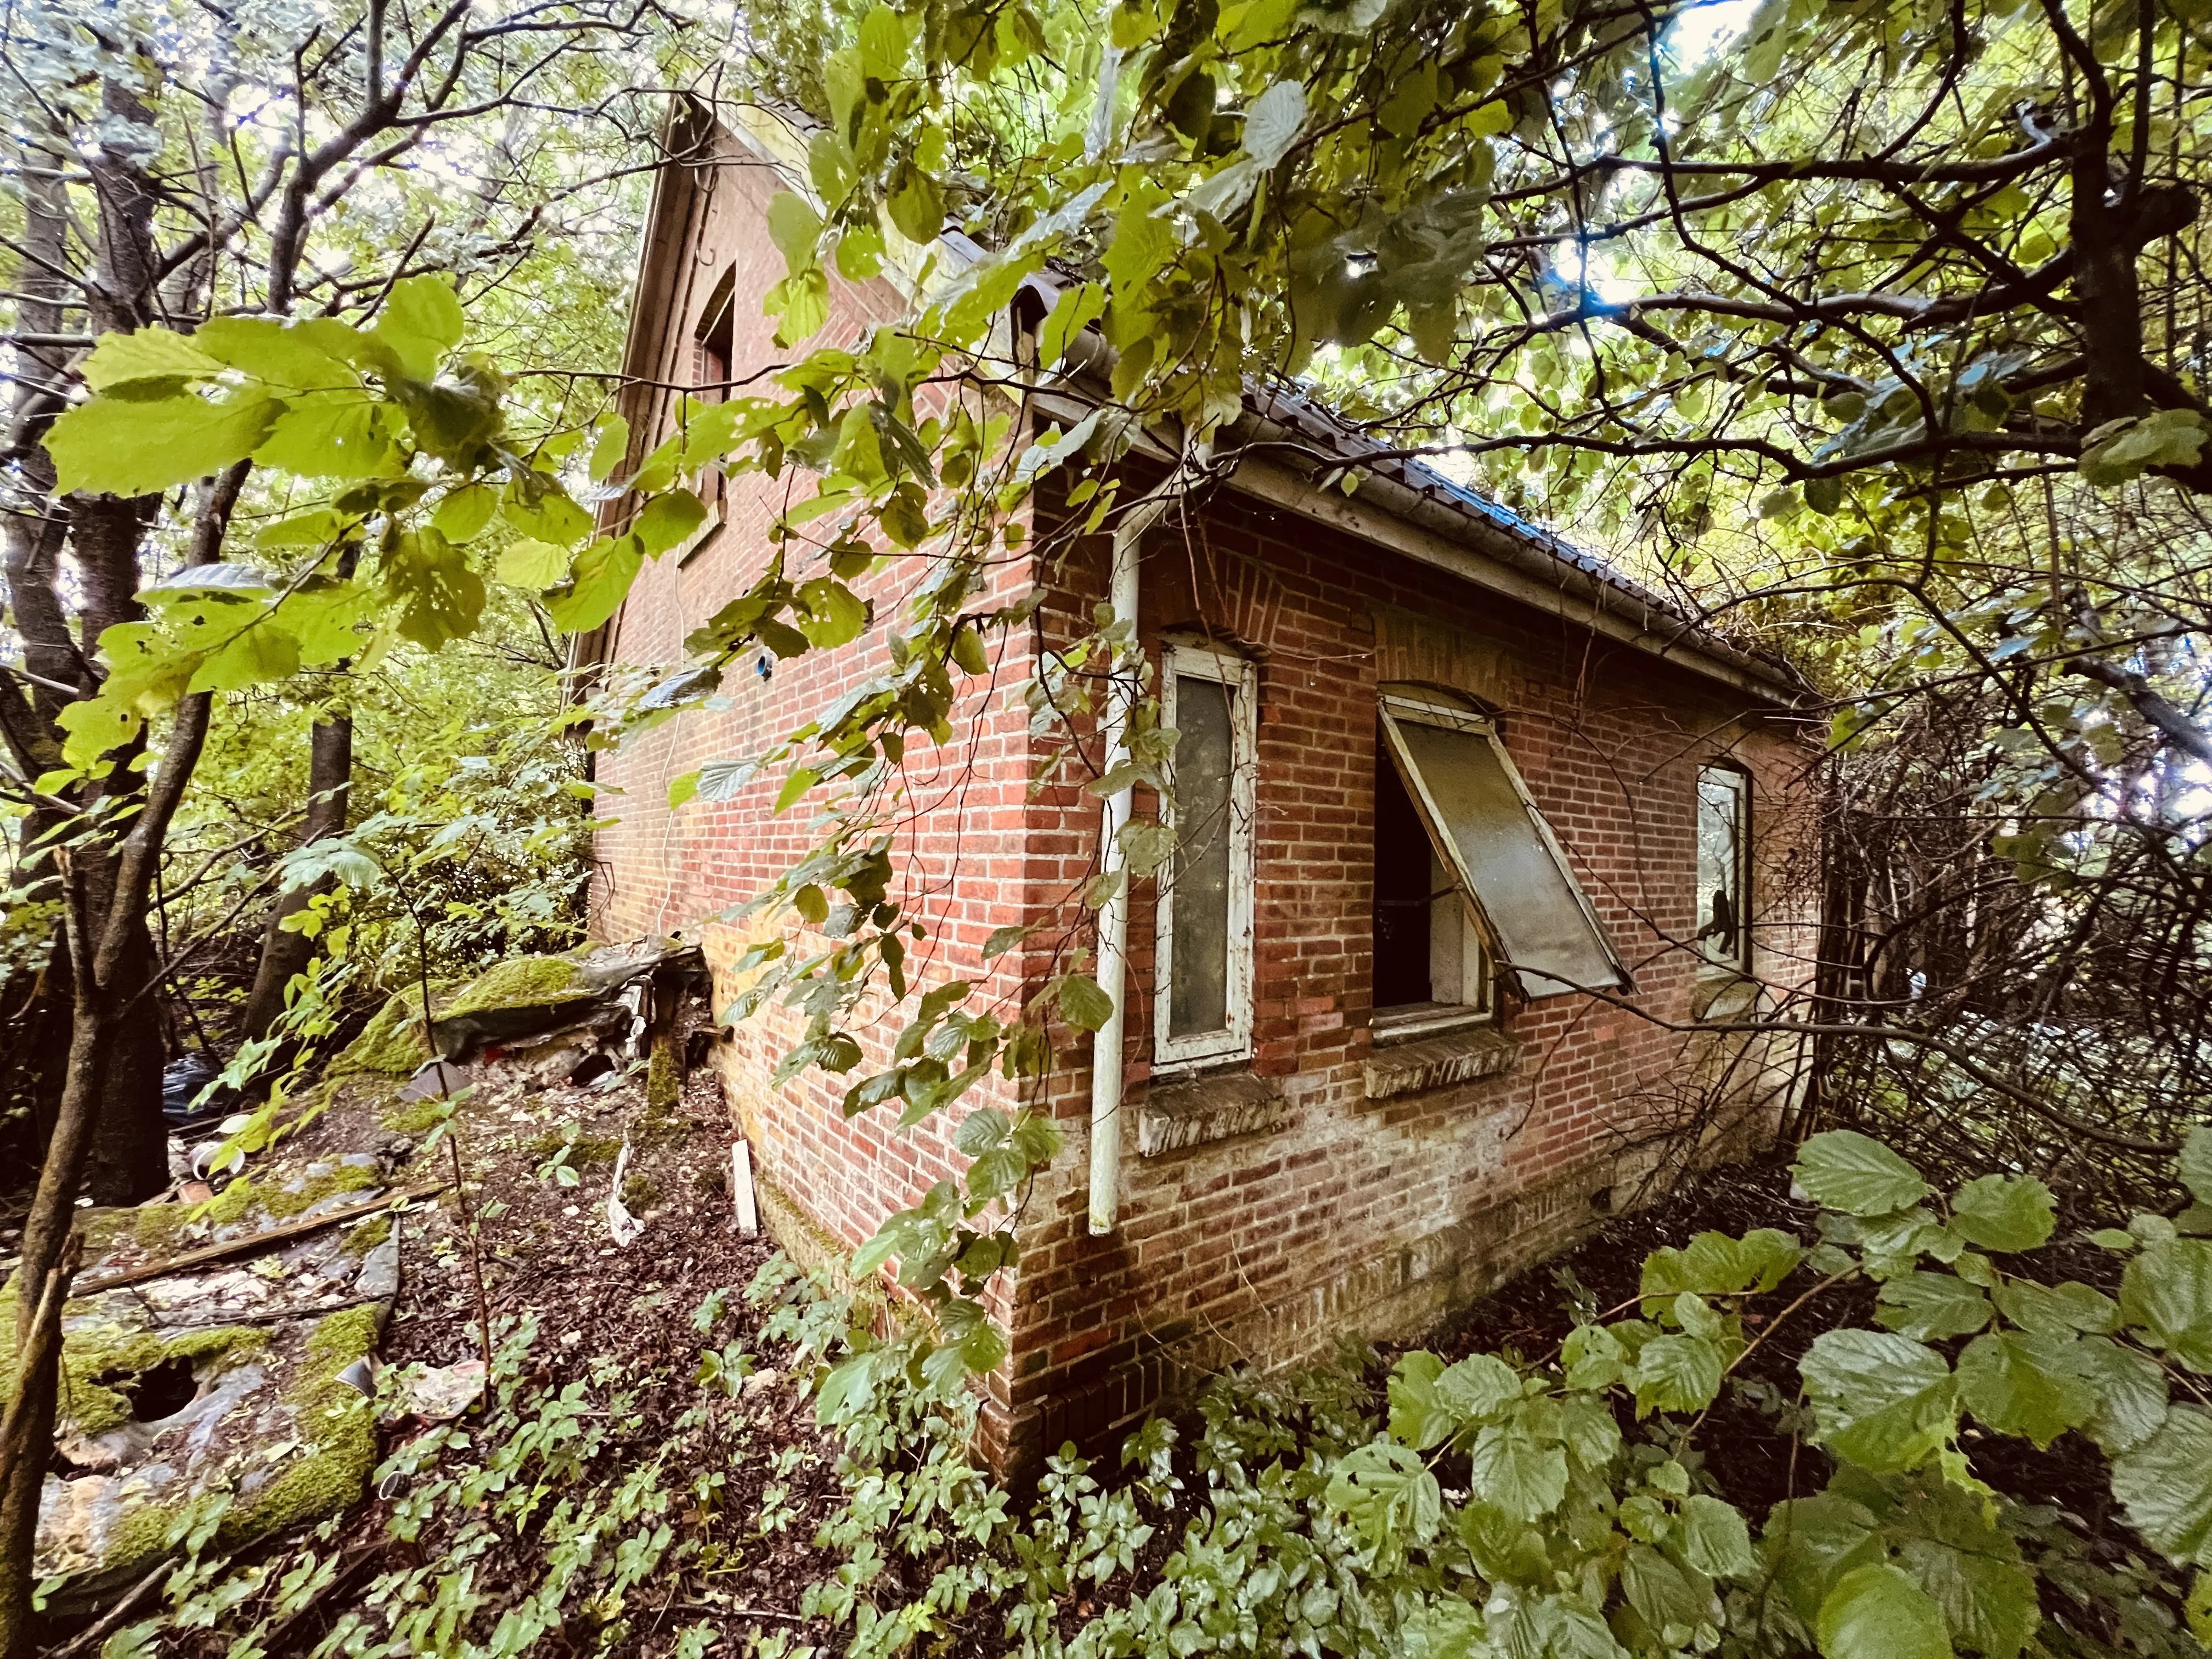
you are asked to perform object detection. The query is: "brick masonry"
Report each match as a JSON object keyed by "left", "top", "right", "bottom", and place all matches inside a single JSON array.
[{"left": 590, "top": 121, "right": 1822, "bottom": 1475}]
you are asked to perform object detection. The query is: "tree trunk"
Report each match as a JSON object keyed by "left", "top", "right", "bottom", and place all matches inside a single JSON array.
[{"left": 240, "top": 710, "right": 356, "bottom": 1040}]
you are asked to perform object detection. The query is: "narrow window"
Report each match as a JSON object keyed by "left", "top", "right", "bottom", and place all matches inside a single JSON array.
[
  {"left": 1374, "top": 743, "right": 1493, "bottom": 1035},
  {"left": 690, "top": 285, "right": 737, "bottom": 532},
  {"left": 1696, "top": 766, "right": 1751, "bottom": 970},
  {"left": 1155, "top": 643, "right": 1256, "bottom": 1069},
  {"left": 1377, "top": 690, "right": 1627, "bottom": 1002}
]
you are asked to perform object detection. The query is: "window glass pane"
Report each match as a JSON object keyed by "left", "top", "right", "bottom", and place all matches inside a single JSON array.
[
  {"left": 1696, "top": 770, "right": 1746, "bottom": 966},
  {"left": 1169, "top": 675, "right": 1234, "bottom": 1037},
  {"left": 1385, "top": 714, "right": 1622, "bottom": 996}
]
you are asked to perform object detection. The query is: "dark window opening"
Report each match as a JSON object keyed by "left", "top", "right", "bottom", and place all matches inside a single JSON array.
[
  {"left": 1374, "top": 748, "right": 1436, "bottom": 1009},
  {"left": 691, "top": 291, "right": 737, "bottom": 527}
]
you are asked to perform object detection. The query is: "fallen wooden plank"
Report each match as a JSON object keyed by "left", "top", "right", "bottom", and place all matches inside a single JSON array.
[{"left": 74, "top": 1180, "right": 447, "bottom": 1295}]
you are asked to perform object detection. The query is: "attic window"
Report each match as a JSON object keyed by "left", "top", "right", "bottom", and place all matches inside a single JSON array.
[
  {"left": 1696, "top": 765, "right": 1751, "bottom": 970},
  {"left": 1377, "top": 690, "right": 1628, "bottom": 1001}
]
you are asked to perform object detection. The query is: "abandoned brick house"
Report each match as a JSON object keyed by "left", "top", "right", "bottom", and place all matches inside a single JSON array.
[{"left": 582, "top": 112, "right": 1819, "bottom": 1470}]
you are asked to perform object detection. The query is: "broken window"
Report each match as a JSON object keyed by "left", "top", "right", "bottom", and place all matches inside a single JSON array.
[
  {"left": 1377, "top": 689, "right": 1628, "bottom": 1002},
  {"left": 1374, "top": 742, "right": 1493, "bottom": 1035},
  {"left": 1696, "top": 765, "right": 1751, "bottom": 970},
  {"left": 1155, "top": 642, "right": 1256, "bottom": 1068}
]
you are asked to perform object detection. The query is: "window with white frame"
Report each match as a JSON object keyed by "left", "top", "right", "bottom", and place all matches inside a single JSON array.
[
  {"left": 1154, "top": 641, "right": 1256, "bottom": 1069},
  {"left": 1376, "top": 688, "right": 1629, "bottom": 1008},
  {"left": 1695, "top": 765, "right": 1751, "bottom": 971}
]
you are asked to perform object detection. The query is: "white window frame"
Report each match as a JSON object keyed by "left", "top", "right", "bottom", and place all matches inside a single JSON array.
[
  {"left": 1695, "top": 764, "right": 1752, "bottom": 973},
  {"left": 1154, "top": 641, "right": 1257, "bottom": 1071},
  {"left": 1379, "top": 690, "right": 1630, "bottom": 999}
]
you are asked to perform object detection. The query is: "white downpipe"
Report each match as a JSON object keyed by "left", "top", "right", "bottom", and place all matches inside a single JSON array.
[{"left": 1088, "top": 493, "right": 1173, "bottom": 1236}]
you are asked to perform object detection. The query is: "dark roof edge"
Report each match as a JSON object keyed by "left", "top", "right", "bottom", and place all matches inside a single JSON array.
[{"left": 1226, "top": 405, "right": 1805, "bottom": 706}]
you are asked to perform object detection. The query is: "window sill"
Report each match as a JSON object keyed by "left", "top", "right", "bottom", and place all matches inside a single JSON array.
[
  {"left": 1137, "top": 1070, "right": 1285, "bottom": 1158},
  {"left": 1372, "top": 1002, "right": 1493, "bottom": 1046},
  {"left": 1692, "top": 968, "right": 1759, "bottom": 1022},
  {"left": 1363, "top": 1023, "right": 1520, "bottom": 1102}
]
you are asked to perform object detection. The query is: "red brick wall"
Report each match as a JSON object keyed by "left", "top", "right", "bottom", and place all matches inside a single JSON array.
[
  {"left": 983, "top": 484, "right": 1817, "bottom": 1468},
  {"left": 593, "top": 132, "right": 1820, "bottom": 1472}
]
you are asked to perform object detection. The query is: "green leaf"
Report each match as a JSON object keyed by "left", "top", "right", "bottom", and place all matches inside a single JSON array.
[
  {"left": 1624, "top": 1541, "right": 1716, "bottom": 1637},
  {"left": 2073, "top": 1335, "right": 2170, "bottom": 1455},
  {"left": 1325, "top": 1440, "right": 1443, "bottom": 1562},
  {"left": 1388, "top": 1352, "right": 1458, "bottom": 1451},
  {"left": 1816, "top": 1564, "right": 1954, "bottom": 1659},
  {"left": 668, "top": 771, "right": 700, "bottom": 810},
  {"left": 378, "top": 529, "right": 486, "bottom": 650},
  {"left": 1633, "top": 1334, "right": 1724, "bottom": 1414},
  {"left": 2180, "top": 1126, "right": 2212, "bottom": 1206},
  {"left": 433, "top": 482, "right": 499, "bottom": 542},
  {"left": 544, "top": 536, "right": 642, "bottom": 634},
  {"left": 1679, "top": 1494, "right": 1758, "bottom": 1579},
  {"left": 1243, "top": 80, "right": 1308, "bottom": 168},
  {"left": 1562, "top": 1323, "right": 1626, "bottom": 1390},
  {"left": 1947, "top": 1176, "right": 2055, "bottom": 1254},
  {"left": 1762, "top": 1493, "right": 1887, "bottom": 1629},
  {"left": 1801, "top": 1330, "right": 1956, "bottom": 1472},
  {"left": 634, "top": 489, "right": 708, "bottom": 556},
  {"left": 2120, "top": 1238, "right": 2212, "bottom": 1369},
  {"left": 774, "top": 767, "right": 821, "bottom": 815},
  {"left": 767, "top": 191, "right": 825, "bottom": 273},
  {"left": 1954, "top": 1331, "right": 2097, "bottom": 1448},
  {"left": 373, "top": 276, "right": 466, "bottom": 379},
  {"left": 196, "top": 316, "right": 361, "bottom": 388},
  {"left": 1056, "top": 973, "right": 1114, "bottom": 1032},
  {"left": 589, "top": 414, "right": 630, "bottom": 484},
  {"left": 253, "top": 394, "right": 394, "bottom": 478},
  {"left": 1887, "top": 1479, "right": 2039, "bottom": 1659},
  {"left": 47, "top": 388, "right": 277, "bottom": 496},
  {"left": 2110, "top": 1406, "right": 2212, "bottom": 1568},
  {"left": 1641, "top": 1228, "right": 1803, "bottom": 1300},
  {"left": 1795, "top": 1131, "right": 1931, "bottom": 1217},
  {"left": 1876, "top": 1273, "right": 1993, "bottom": 1341},
  {"left": 2079, "top": 409, "right": 2211, "bottom": 487},
  {"left": 187, "top": 617, "right": 300, "bottom": 693},
  {"left": 887, "top": 160, "right": 946, "bottom": 245},
  {"left": 496, "top": 539, "right": 571, "bottom": 589},
  {"left": 1991, "top": 1279, "right": 2115, "bottom": 1336},
  {"left": 1038, "top": 281, "right": 1105, "bottom": 370},
  {"left": 80, "top": 329, "right": 222, "bottom": 391}
]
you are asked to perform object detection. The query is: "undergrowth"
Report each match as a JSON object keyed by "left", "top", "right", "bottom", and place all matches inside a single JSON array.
[{"left": 69, "top": 1130, "right": 2212, "bottom": 1659}]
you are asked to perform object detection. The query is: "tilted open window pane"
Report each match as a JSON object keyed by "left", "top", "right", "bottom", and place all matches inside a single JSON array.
[
  {"left": 1156, "top": 645, "right": 1256, "bottom": 1066},
  {"left": 1379, "top": 695, "right": 1627, "bottom": 1000},
  {"left": 1696, "top": 766, "right": 1750, "bottom": 969}
]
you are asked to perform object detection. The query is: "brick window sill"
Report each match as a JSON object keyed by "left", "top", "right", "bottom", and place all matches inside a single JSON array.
[
  {"left": 1362, "top": 1024, "right": 1521, "bottom": 1102},
  {"left": 1692, "top": 968, "right": 1759, "bottom": 1022},
  {"left": 1137, "top": 1070, "right": 1286, "bottom": 1158}
]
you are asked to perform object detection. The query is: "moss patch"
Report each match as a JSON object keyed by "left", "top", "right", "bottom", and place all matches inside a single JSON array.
[
  {"left": 378, "top": 1094, "right": 450, "bottom": 1135},
  {"left": 330, "top": 991, "right": 434, "bottom": 1078},
  {"left": 7, "top": 1321, "right": 269, "bottom": 1438},
  {"left": 527, "top": 1127, "right": 621, "bottom": 1168},
  {"left": 444, "top": 955, "right": 586, "bottom": 1018},
  {"left": 197, "top": 1163, "right": 382, "bottom": 1229},
  {"left": 620, "top": 1173, "right": 660, "bottom": 1211},
  {"left": 646, "top": 1039, "right": 681, "bottom": 1113},
  {"left": 342, "top": 1216, "right": 392, "bottom": 1256},
  {"left": 224, "top": 1306, "right": 382, "bottom": 1546}
]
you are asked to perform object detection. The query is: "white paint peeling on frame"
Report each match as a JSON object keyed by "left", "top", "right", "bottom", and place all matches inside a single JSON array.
[{"left": 1154, "top": 639, "right": 1259, "bottom": 1073}]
